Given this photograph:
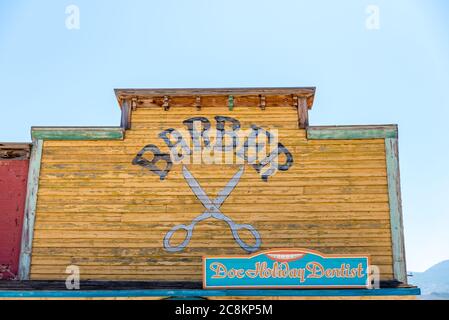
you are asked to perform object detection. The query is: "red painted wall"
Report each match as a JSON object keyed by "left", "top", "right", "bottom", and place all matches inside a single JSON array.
[{"left": 0, "top": 160, "right": 29, "bottom": 280}]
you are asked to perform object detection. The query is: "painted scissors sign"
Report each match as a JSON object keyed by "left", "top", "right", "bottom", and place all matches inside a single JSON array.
[
  {"left": 132, "top": 116, "right": 293, "bottom": 253},
  {"left": 164, "top": 165, "right": 261, "bottom": 253}
]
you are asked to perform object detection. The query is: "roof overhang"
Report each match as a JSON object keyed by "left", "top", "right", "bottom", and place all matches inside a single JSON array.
[{"left": 115, "top": 87, "right": 316, "bottom": 109}]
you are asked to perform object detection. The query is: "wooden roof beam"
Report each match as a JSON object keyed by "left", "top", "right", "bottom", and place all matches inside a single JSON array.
[
  {"left": 0, "top": 143, "right": 31, "bottom": 160},
  {"left": 115, "top": 87, "right": 316, "bottom": 109}
]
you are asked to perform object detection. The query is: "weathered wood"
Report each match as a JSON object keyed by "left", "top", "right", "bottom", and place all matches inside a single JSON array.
[
  {"left": 0, "top": 280, "right": 202, "bottom": 290},
  {"left": 307, "top": 125, "right": 398, "bottom": 140},
  {"left": 120, "top": 100, "right": 132, "bottom": 130},
  {"left": 385, "top": 137, "right": 407, "bottom": 284},
  {"left": 32, "top": 228, "right": 391, "bottom": 239},
  {"left": 0, "top": 143, "right": 31, "bottom": 160},
  {"left": 34, "top": 212, "right": 391, "bottom": 223},
  {"left": 31, "top": 246, "right": 393, "bottom": 256},
  {"left": 38, "top": 169, "right": 388, "bottom": 181},
  {"left": 298, "top": 97, "right": 309, "bottom": 129},
  {"left": 18, "top": 139, "right": 43, "bottom": 280},
  {"left": 29, "top": 264, "right": 394, "bottom": 275},
  {"left": 0, "top": 157, "right": 29, "bottom": 279},
  {"left": 28, "top": 95, "right": 401, "bottom": 282},
  {"left": 36, "top": 194, "right": 389, "bottom": 205},
  {"left": 38, "top": 153, "right": 387, "bottom": 163},
  {"left": 31, "top": 254, "right": 394, "bottom": 265},
  {"left": 0, "top": 280, "right": 420, "bottom": 299},
  {"left": 35, "top": 186, "right": 388, "bottom": 198},
  {"left": 115, "top": 87, "right": 316, "bottom": 99},
  {"left": 41, "top": 137, "right": 386, "bottom": 147},
  {"left": 134, "top": 107, "right": 300, "bottom": 115},
  {"left": 32, "top": 127, "right": 124, "bottom": 141},
  {"left": 115, "top": 89, "right": 316, "bottom": 110},
  {"left": 32, "top": 238, "right": 393, "bottom": 248},
  {"left": 34, "top": 202, "right": 390, "bottom": 213}
]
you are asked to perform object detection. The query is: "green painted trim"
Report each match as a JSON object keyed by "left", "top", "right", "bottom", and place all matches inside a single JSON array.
[
  {"left": 307, "top": 125, "right": 398, "bottom": 140},
  {"left": 18, "top": 139, "right": 43, "bottom": 280},
  {"left": 0, "top": 288, "right": 420, "bottom": 298},
  {"left": 31, "top": 127, "right": 124, "bottom": 141},
  {"left": 385, "top": 138, "right": 407, "bottom": 284},
  {"left": 228, "top": 95, "right": 234, "bottom": 111}
]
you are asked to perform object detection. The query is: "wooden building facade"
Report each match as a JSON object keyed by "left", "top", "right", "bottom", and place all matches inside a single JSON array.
[
  {"left": 0, "top": 87, "right": 419, "bottom": 299},
  {"left": 0, "top": 144, "right": 30, "bottom": 280}
]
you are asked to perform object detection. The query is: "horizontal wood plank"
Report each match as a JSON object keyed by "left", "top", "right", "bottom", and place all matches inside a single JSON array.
[{"left": 32, "top": 128, "right": 124, "bottom": 141}]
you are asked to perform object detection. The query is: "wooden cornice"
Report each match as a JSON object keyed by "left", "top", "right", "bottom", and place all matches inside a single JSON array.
[
  {"left": 0, "top": 143, "right": 31, "bottom": 160},
  {"left": 115, "top": 87, "right": 316, "bottom": 130},
  {"left": 115, "top": 87, "right": 316, "bottom": 105}
]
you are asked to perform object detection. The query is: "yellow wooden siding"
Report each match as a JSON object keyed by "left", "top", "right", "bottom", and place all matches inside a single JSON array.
[{"left": 30, "top": 106, "right": 394, "bottom": 281}]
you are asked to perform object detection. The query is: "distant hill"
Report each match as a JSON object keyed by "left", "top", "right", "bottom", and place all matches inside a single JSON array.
[{"left": 409, "top": 260, "right": 449, "bottom": 300}]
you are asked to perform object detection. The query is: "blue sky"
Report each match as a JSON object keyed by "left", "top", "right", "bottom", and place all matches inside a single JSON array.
[{"left": 1, "top": 0, "right": 448, "bottom": 272}]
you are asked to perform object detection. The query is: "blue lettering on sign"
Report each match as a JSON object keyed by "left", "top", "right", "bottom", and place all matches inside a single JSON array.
[{"left": 203, "top": 249, "right": 370, "bottom": 289}]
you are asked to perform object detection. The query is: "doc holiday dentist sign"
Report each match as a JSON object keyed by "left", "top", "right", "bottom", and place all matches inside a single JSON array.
[{"left": 203, "top": 249, "right": 370, "bottom": 289}]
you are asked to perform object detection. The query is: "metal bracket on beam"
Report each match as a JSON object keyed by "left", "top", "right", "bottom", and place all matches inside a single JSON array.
[
  {"left": 195, "top": 96, "right": 202, "bottom": 111},
  {"left": 131, "top": 98, "right": 138, "bottom": 111},
  {"left": 228, "top": 95, "right": 234, "bottom": 111},
  {"left": 292, "top": 95, "right": 299, "bottom": 109},
  {"left": 259, "top": 95, "right": 266, "bottom": 110},
  {"left": 163, "top": 96, "right": 170, "bottom": 111}
]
